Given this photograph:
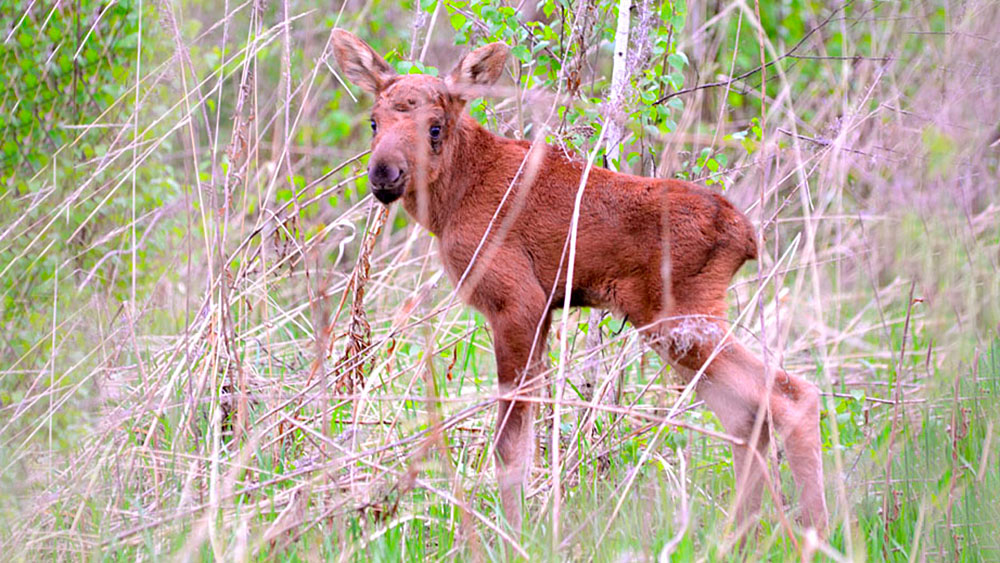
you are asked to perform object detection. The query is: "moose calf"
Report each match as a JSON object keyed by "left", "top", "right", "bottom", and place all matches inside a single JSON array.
[{"left": 331, "top": 30, "right": 828, "bottom": 536}]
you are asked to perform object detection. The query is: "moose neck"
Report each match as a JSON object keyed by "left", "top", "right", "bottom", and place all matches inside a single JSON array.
[{"left": 400, "top": 114, "right": 497, "bottom": 236}]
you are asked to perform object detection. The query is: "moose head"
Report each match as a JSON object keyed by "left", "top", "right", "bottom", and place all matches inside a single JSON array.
[{"left": 331, "top": 30, "right": 509, "bottom": 206}]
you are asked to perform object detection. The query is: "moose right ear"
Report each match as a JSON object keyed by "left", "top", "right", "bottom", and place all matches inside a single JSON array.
[
  {"left": 330, "top": 30, "right": 396, "bottom": 95},
  {"left": 446, "top": 41, "right": 510, "bottom": 101}
]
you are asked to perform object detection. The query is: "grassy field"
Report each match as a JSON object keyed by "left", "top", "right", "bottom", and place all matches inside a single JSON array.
[{"left": 2, "top": 0, "right": 999, "bottom": 560}]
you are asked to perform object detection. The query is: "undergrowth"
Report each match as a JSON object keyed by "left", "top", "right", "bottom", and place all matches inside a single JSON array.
[{"left": 2, "top": 0, "right": 999, "bottom": 560}]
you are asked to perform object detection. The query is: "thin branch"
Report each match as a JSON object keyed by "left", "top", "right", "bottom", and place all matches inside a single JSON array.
[{"left": 653, "top": 0, "right": 857, "bottom": 105}]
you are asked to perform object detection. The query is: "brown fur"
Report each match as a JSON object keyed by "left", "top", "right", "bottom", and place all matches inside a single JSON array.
[{"left": 332, "top": 30, "right": 828, "bottom": 535}]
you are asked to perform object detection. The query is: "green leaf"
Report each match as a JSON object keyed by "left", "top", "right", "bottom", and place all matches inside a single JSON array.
[
  {"left": 511, "top": 44, "right": 530, "bottom": 63},
  {"left": 449, "top": 12, "right": 467, "bottom": 30},
  {"left": 667, "top": 72, "right": 684, "bottom": 89},
  {"left": 667, "top": 52, "right": 688, "bottom": 70},
  {"left": 542, "top": 0, "right": 555, "bottom": 18}
]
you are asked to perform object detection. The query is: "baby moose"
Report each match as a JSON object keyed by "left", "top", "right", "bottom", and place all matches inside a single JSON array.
[{"left": 330, "top": 30, "right": 828, "bottom": 537}]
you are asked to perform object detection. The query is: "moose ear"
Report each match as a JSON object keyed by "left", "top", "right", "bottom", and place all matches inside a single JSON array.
[
  {"left": 331, "top": 29, "right": 396, "bottom": 95},
  {"left": 446, "top": 42, "right": 509, "bottom": 100}
]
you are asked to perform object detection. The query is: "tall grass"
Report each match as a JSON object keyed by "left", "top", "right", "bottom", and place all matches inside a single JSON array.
[{"left": 1, "top": 0, "right": 999, "bottom": 560}]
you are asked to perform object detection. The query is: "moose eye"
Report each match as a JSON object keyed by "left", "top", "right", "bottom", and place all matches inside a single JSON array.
[
  {"left": 370, "top": 118, "right": 377, "bottom": 134},
  {"left": 429, "top": 125, "right": 441, "bottom": 140}
]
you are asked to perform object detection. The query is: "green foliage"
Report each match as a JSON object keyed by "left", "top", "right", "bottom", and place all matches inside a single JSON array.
[
  {"left": 1, "top": 0, "right": 142, "bottom": 182},
  {"left": 446, "top": 0, "right": 694, "bottom": 171},
  {"left": 0, "top": 1, "right": 167, "bottom": 423}
]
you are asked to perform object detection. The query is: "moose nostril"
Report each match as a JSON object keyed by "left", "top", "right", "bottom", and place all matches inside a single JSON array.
[
  {"left": 384, "top": 165, "right": 401, "bottom": 183},
  {"left": 370, "top": 162, "right": 405, "bottom": 187}
]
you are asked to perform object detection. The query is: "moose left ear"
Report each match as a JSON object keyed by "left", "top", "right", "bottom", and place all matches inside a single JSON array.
[
  {"left": 446, "top": 42, "right": 510, "bottom": 101},
  {"left": 331, "top": 29, "right": 397, "bottom": 95}
]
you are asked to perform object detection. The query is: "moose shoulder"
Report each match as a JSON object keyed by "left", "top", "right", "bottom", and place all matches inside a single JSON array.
[{"left": 331, "top": 29, "right": 828, "bottom": 536}]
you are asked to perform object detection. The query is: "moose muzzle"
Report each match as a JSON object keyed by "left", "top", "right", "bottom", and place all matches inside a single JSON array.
[{"left": 368, "top": 160, "right": 406, "bottom": 204}]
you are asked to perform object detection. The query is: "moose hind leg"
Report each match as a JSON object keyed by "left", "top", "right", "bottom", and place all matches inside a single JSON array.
[
  {"left": 644, "top": 315, "right": 828, "bottom": 532},
  {"left": 689, "top": 339, "right": 828, "bottom": 532},
  {"left": 639, "top": 314, "right": 770, "bottom": 529},
  {"left": 672, "top": 361, "right": 771, "bottom": 529},
  {"left": 707, "top": 343, "right": 828, "bottom": 531},
  {"left": 766, "top": 360, "right": 828, "bottom": 531}
]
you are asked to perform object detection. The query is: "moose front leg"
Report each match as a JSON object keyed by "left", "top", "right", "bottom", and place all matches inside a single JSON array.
[
  {"left": 494, "top": 381, "right": 536, "bottom": 533},
  {"left": 485, "top": 284, "right": 550, "bottom": 534}
]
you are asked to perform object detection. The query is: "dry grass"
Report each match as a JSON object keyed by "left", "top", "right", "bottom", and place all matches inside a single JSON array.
[{"left": 1, "top": 0, "right": 999, "bottom": 560}]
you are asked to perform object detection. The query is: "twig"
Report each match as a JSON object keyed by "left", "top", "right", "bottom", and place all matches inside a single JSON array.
[{"left": 653, "top": 0, "right": 856, "bottom": 105}]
